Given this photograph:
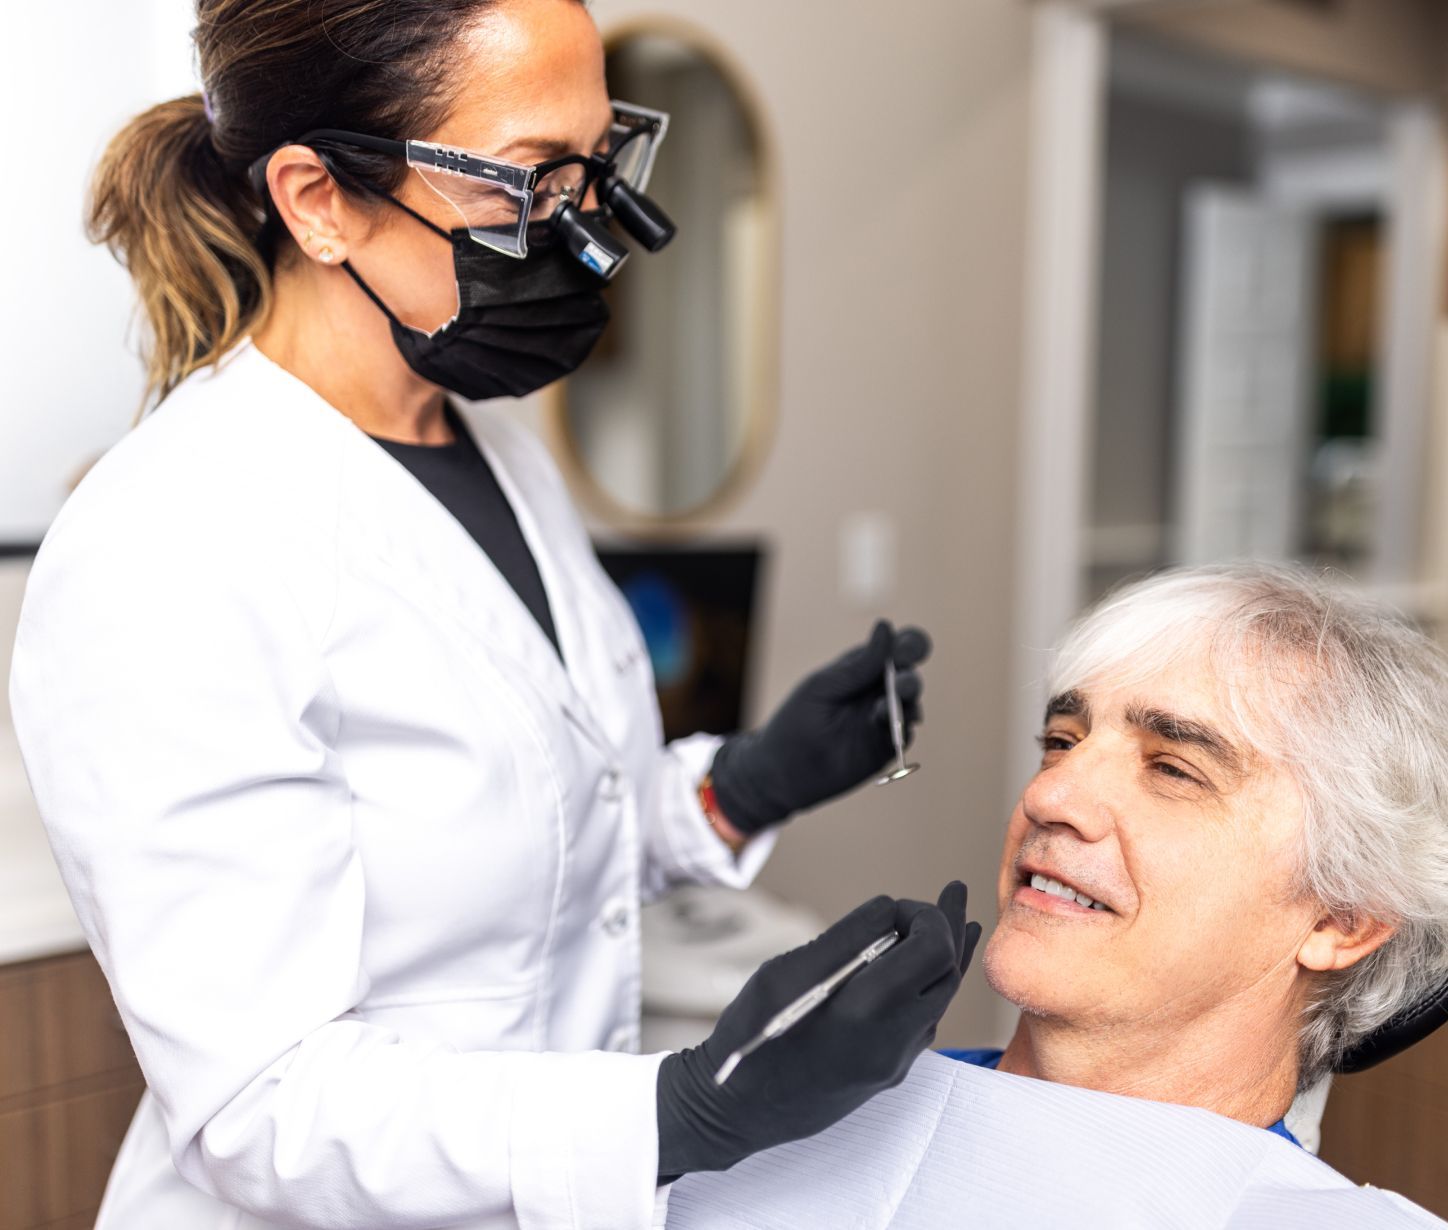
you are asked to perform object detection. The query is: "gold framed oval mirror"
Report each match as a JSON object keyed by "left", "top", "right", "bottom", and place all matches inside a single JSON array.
[{"left": 547, "top": 20, "right": 778, "bottom": 529}]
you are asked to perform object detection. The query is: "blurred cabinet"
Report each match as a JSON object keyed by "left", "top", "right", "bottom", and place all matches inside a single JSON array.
[
  {"left": 1320, "top": 1028, "right": 1448, "bottom": 1219},
  {"left": 0, "top": 950, "right": 142, "bottom": 1230}
]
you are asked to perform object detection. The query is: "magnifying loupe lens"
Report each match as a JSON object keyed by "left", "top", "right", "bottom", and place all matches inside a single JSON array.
[
  {"left": 604, "top": 180, "right": 677, "bottom": 253},
  {"left": 552, "top": 202, "right": 630, "bottom": 280}
]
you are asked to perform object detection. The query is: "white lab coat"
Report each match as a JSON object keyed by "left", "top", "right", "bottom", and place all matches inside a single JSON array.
[{"left": 9, "top": 340, "right": 774, "bottom": 1230}]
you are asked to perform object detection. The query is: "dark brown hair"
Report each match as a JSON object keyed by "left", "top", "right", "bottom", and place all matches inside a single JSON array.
[{"left": 88, "top": 0, "right": 532, "bottom": 404}]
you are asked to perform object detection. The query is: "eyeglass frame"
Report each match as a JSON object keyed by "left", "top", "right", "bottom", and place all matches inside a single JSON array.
[{"left": 268, "top": 99, "right": 669, "bottom": 259}]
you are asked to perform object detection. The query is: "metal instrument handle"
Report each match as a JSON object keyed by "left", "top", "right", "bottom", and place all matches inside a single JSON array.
[{"left": 713, "top": 931, "right": 901, "bottom": 1085}]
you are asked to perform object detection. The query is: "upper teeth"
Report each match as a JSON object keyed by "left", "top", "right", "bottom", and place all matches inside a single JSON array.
[{"left": 1030, "top": 873, "right": 1108, "bottom": 911}]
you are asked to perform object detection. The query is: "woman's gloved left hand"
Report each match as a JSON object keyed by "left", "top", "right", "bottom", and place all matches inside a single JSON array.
[{"left": 709, "top": 620, "right": 931, "bottom": 835}]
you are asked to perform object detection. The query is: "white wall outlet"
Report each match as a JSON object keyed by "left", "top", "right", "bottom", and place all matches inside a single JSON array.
[{"left": 840, "top": 512, "right": 897, "bottom": 608}]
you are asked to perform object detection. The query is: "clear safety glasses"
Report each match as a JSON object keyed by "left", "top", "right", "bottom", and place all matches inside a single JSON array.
[{"left": 297, "top": 100, "right": 671, "bottom": 262}]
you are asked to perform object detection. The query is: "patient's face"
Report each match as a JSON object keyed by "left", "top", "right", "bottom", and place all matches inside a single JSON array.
[{"left": 983, "top": 658, "right": 1320, "bottom": 1038}]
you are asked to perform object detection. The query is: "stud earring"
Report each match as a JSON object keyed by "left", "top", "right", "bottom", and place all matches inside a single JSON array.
[
  {"left": 303, "top": 228, "right": 314, "bottom": 247},
  {"left": 319, "top": 246, "right": 335, "bottom": 264}
]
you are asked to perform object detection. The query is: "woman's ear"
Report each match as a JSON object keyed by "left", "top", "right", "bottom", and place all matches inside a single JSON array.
[
  {"left": 1298, "top": 911, "right": 1396, "bottom": 973},
  {"left": 264, "top": 145, "right": 355, "bottom": 266}
]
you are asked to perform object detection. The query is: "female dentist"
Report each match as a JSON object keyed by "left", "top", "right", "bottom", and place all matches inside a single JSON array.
[{"left": 8, "top": 1, "right": 980, "bottom": 1226}]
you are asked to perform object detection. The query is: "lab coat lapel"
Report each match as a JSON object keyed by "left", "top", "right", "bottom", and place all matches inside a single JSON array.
[
  {"left": 455, "top": 407, "right": 626, "bottom": 755},
  {"left": 345, "top": 417, "right": 618, "bottom": 759}
]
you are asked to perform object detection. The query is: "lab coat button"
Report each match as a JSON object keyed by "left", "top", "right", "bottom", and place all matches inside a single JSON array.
[
  {"left": 600, "top": 898, "right": 632, "bottom": 937},
  {"left": 600, "top": 767, "right": 624, "bottom": 802}
]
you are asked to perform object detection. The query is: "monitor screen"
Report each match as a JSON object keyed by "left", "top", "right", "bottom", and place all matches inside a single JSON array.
[{"left": 594, "top": 542, "right": 765, "bottom": 742}]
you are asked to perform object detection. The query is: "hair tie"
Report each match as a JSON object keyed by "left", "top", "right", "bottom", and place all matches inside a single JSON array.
[{"left": 201, "top": 89, "right": 216, "bottom": 126}]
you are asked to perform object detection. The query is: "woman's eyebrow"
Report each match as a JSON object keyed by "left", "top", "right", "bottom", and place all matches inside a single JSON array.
[
  {"left": 497, "top": 117, "right": 613, "bottom": 164},
  {"left": 1123, "top": 703, "right": 1242, "bottom": 772},
  {"left": 495, "top": 136, "right": 580, "bottom": 162}
]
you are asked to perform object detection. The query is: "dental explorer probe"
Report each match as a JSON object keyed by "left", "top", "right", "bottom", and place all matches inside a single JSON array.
[{"left": 712, "top": 931, "right": 901, "bottom": 1086}]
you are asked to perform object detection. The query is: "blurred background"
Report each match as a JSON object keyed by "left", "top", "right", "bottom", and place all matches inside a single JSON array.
[{"left": 5, "top": 0, "right": 1448, "bottom": 1223}]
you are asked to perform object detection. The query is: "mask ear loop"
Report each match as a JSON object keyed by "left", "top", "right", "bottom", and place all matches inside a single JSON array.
[
  {"left": 338, "top": 184, "right": 458, "bottom": 335},
  {"left": 375, "top": 188, "right": 453, "bottom": 243},
  {"left": 338, "top": 260, "right": 409, "bottom": 331}
]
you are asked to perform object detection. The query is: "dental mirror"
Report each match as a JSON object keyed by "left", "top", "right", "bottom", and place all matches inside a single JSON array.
[{"left": 875, "top": 658, "right": 920, "bottom": 786}]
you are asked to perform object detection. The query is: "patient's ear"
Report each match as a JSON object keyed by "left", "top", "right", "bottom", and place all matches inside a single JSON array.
[{"left": 1297, "top": 911, "right": 1396, "bottom": 972}]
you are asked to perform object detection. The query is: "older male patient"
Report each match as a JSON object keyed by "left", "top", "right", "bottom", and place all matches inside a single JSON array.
[
  {"left": 665, "top": 564, "right": 1448, "bottom": 1226},
  {"left": 945, "top": 561, "right": 1448, "bottom": 1148}
]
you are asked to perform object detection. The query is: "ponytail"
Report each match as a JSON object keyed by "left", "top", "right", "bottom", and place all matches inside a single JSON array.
[
  {"left": 87, "top": 94, "right": 272, "bottom": 408},
  {"left": 89, "top": 0, "right": 540, "bottom": 408}
]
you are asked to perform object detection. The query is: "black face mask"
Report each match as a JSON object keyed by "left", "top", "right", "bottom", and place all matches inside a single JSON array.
[{"left": 342, "top": 201, "right": 612, "bottom": 401}]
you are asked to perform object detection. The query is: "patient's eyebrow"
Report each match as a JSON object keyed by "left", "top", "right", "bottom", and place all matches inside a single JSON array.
[
  {"left": 1124, "top": 704, "right": 1242, "bottom": 772},
  {"left": 1044, "top": 690, "right": 1089, "bottom": 724}
]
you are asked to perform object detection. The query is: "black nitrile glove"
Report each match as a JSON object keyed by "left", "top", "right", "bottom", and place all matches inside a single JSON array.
[
  {"left": 710, "top": 620, "right": 932, "bottom": 834},
  {"left": 655, "top": 881, "right": 981, "bottom": 1181}
]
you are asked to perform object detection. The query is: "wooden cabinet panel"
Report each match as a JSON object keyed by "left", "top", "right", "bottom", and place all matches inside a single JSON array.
[
  {"left": 0, "top": 1076, "right": 143, "bottom": 1230},
  {"left": 1320, "top": 1027, "right": 1448, "bottom": 1219},
  {"left": 0, "top": 962, "right": 45, "bottom": 1103},
  {"left": 0, "top": 1097, "right": 46, "bottom": 1230},
  {"left": 0, "top": 953, "right": 136, "bottom": 1106},
  {"left": 32, "top": 954, "right": 137, "bottom": 1093},
  {"left": 0, "top": 951, "right": 144, "bottom": 1230},
  {"left": 38, "top": 1079, "right": 144, "bottom": 1224}
]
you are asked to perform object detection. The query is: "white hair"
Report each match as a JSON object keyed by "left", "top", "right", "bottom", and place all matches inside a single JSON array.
[{"left": 1048, "top": 562, "right": 1448, "bottom": 1087}]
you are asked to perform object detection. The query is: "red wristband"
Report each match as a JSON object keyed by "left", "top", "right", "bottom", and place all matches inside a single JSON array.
[{"left": 699, "top": 774, "right": 748, "bottom": 854}]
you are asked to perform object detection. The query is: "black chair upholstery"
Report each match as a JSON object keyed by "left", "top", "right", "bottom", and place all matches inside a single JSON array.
[{"left": 1335, "top": 974, "right": 1448, "bottom": 1074}]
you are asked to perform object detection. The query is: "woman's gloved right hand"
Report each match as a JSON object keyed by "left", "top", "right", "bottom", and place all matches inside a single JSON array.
[{"left": 655, "top": 882, "right": 981, "bottom": 1182}]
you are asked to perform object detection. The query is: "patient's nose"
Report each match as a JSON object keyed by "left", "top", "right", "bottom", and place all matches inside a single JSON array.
[{"left": 1021, "top": 736, "right": 1117, "bottom": 843}]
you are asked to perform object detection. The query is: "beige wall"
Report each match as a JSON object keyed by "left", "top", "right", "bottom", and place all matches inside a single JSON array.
[{"left": 1114, "top": 0, "right": 1447, "bottom": 99}]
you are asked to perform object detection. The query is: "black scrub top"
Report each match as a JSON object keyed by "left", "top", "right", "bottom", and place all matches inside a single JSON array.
[{"left": 372, "top": 405, "right": 562, "bottom": 660}]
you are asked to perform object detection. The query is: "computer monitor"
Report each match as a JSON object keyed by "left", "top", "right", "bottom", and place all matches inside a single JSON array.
[{"left": 593, "top": 542, "right": 765, "bottom": 742}]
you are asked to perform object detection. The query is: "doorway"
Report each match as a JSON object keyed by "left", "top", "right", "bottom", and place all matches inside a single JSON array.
[
  {"left": 1090, "top": 29, "right": 1400, "bottom": 598},
  {"left": 1009, "top": 4, "right": 1446, "bottom": 801}
]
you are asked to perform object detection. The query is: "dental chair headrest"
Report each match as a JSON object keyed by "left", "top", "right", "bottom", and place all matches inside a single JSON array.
[{"left": 1335, "top": 973, "right": 1448, "bottom": 1074}]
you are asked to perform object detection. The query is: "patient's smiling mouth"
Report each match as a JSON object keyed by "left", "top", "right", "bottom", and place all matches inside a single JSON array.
[{"left": 1014, "top": 866, "right": 1115, "bottom": 916}]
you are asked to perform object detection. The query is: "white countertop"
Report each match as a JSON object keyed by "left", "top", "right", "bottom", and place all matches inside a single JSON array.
[
  {"left": 0, "top": 559, "right": 89, "bottom": 966},
  {"left": 0, "top": 731, "right": 87, "bottom": 966}
]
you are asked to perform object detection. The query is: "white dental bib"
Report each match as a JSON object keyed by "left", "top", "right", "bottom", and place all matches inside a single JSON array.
[{"left": 663, "top": 1051, "right": 1441, "bottom": 1229}]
